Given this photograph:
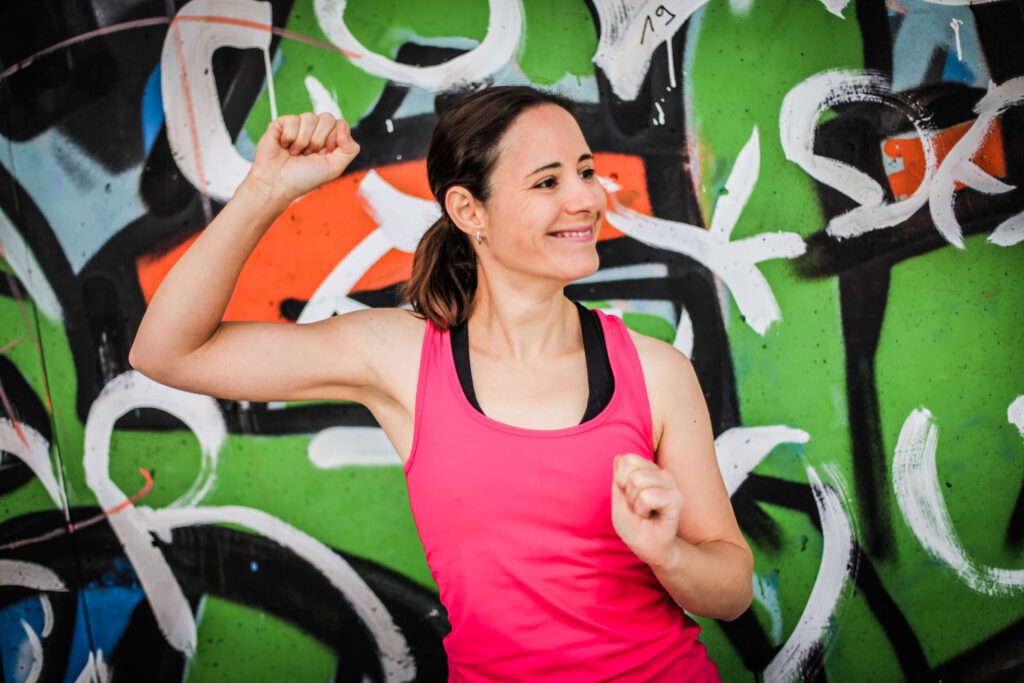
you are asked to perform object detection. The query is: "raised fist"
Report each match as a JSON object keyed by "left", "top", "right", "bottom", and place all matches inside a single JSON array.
[{"left": 243, "top": 112, "right": 360, "bottom": 205}]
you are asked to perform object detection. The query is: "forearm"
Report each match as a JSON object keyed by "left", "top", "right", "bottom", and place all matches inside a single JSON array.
[
  {"left": 130, "top": 178, "right": 289, "bottom": 369},
  {"left": 649, "top": 537, "right": 753, "bottom": 621}
]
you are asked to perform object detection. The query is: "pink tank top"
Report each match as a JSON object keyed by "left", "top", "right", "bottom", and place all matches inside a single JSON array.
[{"left": 404, "top": 308, "right": 721, "bottom": 682}]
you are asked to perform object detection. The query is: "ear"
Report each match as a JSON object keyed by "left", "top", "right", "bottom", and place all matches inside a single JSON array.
[{"left": 445, "top": 186, "right": 487, "bottom": 237}]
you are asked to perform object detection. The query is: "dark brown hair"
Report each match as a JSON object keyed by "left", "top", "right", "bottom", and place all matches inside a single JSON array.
[{"left": 398, "top": 85, "right": 578, "bottom": 330}]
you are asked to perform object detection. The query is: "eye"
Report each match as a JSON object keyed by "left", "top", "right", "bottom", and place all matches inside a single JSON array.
[
  {"left": 534, "top": 177, "right": 557, "bottom": 189},
  {"left": 580, "top": 167, "right": 596, "bottom": 180}
]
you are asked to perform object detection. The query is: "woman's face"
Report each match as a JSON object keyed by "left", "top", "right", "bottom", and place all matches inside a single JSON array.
[{"left": 479, "top": 104, "right": 606, "bottom": 285}]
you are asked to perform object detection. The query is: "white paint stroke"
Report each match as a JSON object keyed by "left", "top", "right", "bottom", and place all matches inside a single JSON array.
[
  {"left": 162, "top": 0, "right": 273, "bottom": 202},
  {"left": 780, "top": 69, "right": 939, "bottom": 241},
  {"left": 606, "top": 127, "right": 805, "bottom": 335},
  {"left": 20, "top": 619, "right": 43, "bottom": 683},
  {"left": 142, "top": 505, "right": 416, "bottom": 682},
  {"left": 262, "top": 47, "right": 278, "bottom": 121},
  {"left": 314, "top": 0, "right": 522, "bottom": 91},
  {"left": 308, "top": 426, "right": 402, "bottom": 469},
  {"left": 592, "top": 0, "right": 709, "bottom": 101},
  {"left": 0, "top": 207, "right": 62, "bottom": 322},
  {"left": 304, "top": 74, "right": 342, "bottom": 118},
  {"left": 709, "top": 126, "right": 761, "bottom": 242},
  {"left": 931, "top": 77, "right": 1024, "bottom": 248},
  {"left": 728, "top": 0, "right": 753, "bottom": 17},
  {"left": 894, "top": 406, "right": 1024, "bottom": 596},
  {"left": 672, "top": 304, "right": 694, "bottom": 358},
  {"left": 818, "top": 0, "right": 849, "bottom": 19},
  {"left": 84, "top": 370, "right": 227, "bottom": 655},
  {"left": 714, "top": 426, "right": 810, "bottom": 496},
  {"left": 752, "top": 571, "right": 783, "bottom": 644},
  {"left": 39, "top": 595, "right": 54, "bottom": 638},
  {"left": 72, "top": 650, "right": 110, "bottom": 683},
  {"left": 988, "top": 208, "right": 1024, "bottom": 247},
  {"left": 0, "top": 419, "right": 64, "bottom": 509},
  {"left": 1009, "top": 396, "right": 1024, "bottom": 439},
  {"left": 0, "top": 560, "right": 67, "bottom": 592},
  {"left": 764, "top": 465, "right": 856, "bottom": 683},
  {"left": 297, "top": 171, "right": 437, "bottom": 324}
]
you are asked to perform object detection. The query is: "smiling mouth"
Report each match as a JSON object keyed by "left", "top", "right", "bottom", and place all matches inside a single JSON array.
[{"left": 547, "top": 226, "right": 594, "bottom": 239}]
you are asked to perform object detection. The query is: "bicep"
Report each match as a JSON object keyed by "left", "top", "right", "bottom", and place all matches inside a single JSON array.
[
  {"left": 131, "top": 309, "right": 387, "bottom": 403},
  {"left": 654, "top": 351, "right": 750, "bottom": 556}
]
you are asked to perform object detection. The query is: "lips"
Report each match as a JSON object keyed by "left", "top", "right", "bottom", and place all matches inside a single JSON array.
[{"left": 547, "top": 226, "right": 594, "bottom": 238}]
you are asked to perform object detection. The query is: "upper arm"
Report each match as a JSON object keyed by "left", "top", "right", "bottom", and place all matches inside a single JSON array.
[
  {"left": 643, "top": 338, "right": 752, "bottom": 561},
  {"left": 130, "top": 307, "right": 416, "bottom": 404}
]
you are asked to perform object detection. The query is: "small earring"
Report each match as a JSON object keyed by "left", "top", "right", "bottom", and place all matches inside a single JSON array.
[{"left": 476, "top": 230, "right": 482, "bottom": 245}]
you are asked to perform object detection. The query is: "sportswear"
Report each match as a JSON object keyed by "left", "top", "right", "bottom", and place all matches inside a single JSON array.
[{"left": 404, "top": 305, "right": 721, "bottom": 682}]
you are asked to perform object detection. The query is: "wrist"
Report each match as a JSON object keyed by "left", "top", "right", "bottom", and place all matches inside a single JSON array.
[
  {"left": 236, "top": 174, "right": 293, "bottom": 215},
  {"left": 648, "top": 536, "right": 687, "bottom": 572}
]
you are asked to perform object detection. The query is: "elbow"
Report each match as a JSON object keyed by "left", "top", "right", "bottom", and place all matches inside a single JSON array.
[{"left": 718, "top": 559, "right": 755, "bottom": 622}]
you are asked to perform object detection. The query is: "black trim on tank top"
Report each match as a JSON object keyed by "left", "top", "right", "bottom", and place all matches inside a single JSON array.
[{"left": 450, "top": 301, "right": 615, "bottom": 424}]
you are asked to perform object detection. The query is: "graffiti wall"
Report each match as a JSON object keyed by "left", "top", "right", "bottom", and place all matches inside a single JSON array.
[{"left": 1, "top": 0, "right": 1022, "bottom": 680}]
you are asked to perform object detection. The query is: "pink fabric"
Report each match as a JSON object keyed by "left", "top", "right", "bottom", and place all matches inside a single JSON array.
[{"left": 404, "top": 308, "right": 721, "bottom": 682}]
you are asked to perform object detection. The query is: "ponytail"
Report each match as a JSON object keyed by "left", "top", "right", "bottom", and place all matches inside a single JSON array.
[{"left": 399, "top": 213, "right": 477, "bottom": 331}]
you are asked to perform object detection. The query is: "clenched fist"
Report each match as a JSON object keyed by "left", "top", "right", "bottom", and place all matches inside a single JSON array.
[
  {"left": 242, "top": 112, "right": 360, "bottom": 206},
  {"left": 611, "top": 453, "right": 684, "bottom": 567}
]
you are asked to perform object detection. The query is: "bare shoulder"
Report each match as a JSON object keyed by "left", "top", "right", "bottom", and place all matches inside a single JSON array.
[{"left": 623, "top": 326, "right": 701, "bottom": 452}]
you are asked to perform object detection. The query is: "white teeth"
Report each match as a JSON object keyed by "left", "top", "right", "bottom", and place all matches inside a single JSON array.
[{"left": 551, "top": 228, "right": 591, "bottom": 238}]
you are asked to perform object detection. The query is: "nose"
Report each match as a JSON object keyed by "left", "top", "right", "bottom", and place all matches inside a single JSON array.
[{"left": 565, "top": 173, "right": 605, "bottom": 216}]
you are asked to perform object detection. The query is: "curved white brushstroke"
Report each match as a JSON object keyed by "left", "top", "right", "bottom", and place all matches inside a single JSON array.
[
  {"left": 818, "top": 0, "right": 849, "bottom": 18},
  {"left": 608, "top": 125, "right": 804, "bottom": 335},
  {"left": 672, "top": 305, "right": 694, "bottom": 358},
  {"left": 20, "top": 619, "right": 43, "bottom": 683},
  {"left": 894, "top": 407, "right": 1024, "bottom": 596},
  {"left": 142, "top": 505, "right": 416, "bottom": 682},
  {"left": 591, "top": 0, "right": 709, "bottom": 101},
  {"left": 314, "top": 0, "right": 522, "bottom": 91},
  {"left": 297, "top": 171, "right": 438, "bottom": 324},
  {"left": 296, "top": 228, "right": 386, "bottom": 323},
  {"left": 752, "top": 571, "right": 783, "bottom": 643},
  {"left": 931, "top": 77, "right": 1024, "bottom": 248},
  {"left": 84, "top": 371, "right": 415, "bottom": 680},
  {"left": 308, "top": 426, "right": 403, "bottom": 469},
  {"left": 304, "top": 75, "right": 342, "bottom": 118},
  {"left": 358, "top": 170, "right": 438, "bottom": 252},
  {"left": 162, "top": 0, "right": 272, "bottom": 202},
  {"left": 709, "top": 127, "right": 761, "bottom": 242},
  {"left": 990, "top": 211, "right": 1024, "bottom": 246},
  {"left": 39, "top": 595, "right": 54, "bottom": 638},
  {"left": 84, "top": 371, "right": 227, "bottom": 655},
  {"left": 0, "top": 208, "right": 62, "bottom": 322},
  {"left": 605, "top": 208, "right": 805, "bottom": 336},
  {"left": 0, "top": 419, "right": 64, "bottom": 508},
  {"left": 764, "top": 465, "right": 856, "bottom": 682},
  {"left": 0, "top": 560, "right": 67, "bottom": 592},
  {"left": 72, "top": 650, "right": 109, "bottom": 683},
  {"left": 780, "top": 69, "right": 939, "bottom": 241},
  {"left": 1008, "top": 396, "right": 1024, "bottom": 439},
  {"left": 714, "top": 426, "right": 810, "bottom": 496}
]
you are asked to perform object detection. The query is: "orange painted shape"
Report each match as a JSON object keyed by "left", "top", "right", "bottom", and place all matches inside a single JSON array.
[
  {"left": 137, "top": 154, "right": 652, "bottom": 323},
  {"left": 883, "top": 118, "right": 1006, "bottom": 200}
]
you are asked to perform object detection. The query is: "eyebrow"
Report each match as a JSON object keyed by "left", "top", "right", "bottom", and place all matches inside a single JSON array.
[{"left": 525, "top": 153, "right": 594, "bottom": 179}]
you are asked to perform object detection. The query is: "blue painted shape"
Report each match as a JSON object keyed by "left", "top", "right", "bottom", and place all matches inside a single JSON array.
[
  {"left": 142, "top": 65, "right": 165, "bottom": 155},
  {"left": 943, "top": 50, "right": 976, "bottom": 85},
  {"left": 0, "top": 597, "right": 46, "bottom": 683},
  {"left": 62, "top": 560, "right": 145, "bottom": 683}
]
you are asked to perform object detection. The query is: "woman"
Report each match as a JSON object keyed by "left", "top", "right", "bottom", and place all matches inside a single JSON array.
[{"left": 131, "top": 85, "right": 752, "bottom": 681}]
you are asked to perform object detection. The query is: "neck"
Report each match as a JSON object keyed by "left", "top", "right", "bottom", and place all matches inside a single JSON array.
[{"left": 467, "top": 268, "right": 581, "bottom": 363}]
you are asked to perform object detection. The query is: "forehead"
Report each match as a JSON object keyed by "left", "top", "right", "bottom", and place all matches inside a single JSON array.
[{"left": 494, "top": 104, "right": 589, "bottom": 173}]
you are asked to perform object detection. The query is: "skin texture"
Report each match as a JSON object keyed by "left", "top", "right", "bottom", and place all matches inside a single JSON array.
[{"left": 130, "top": 105, "right": 753, "bottom": 621}]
